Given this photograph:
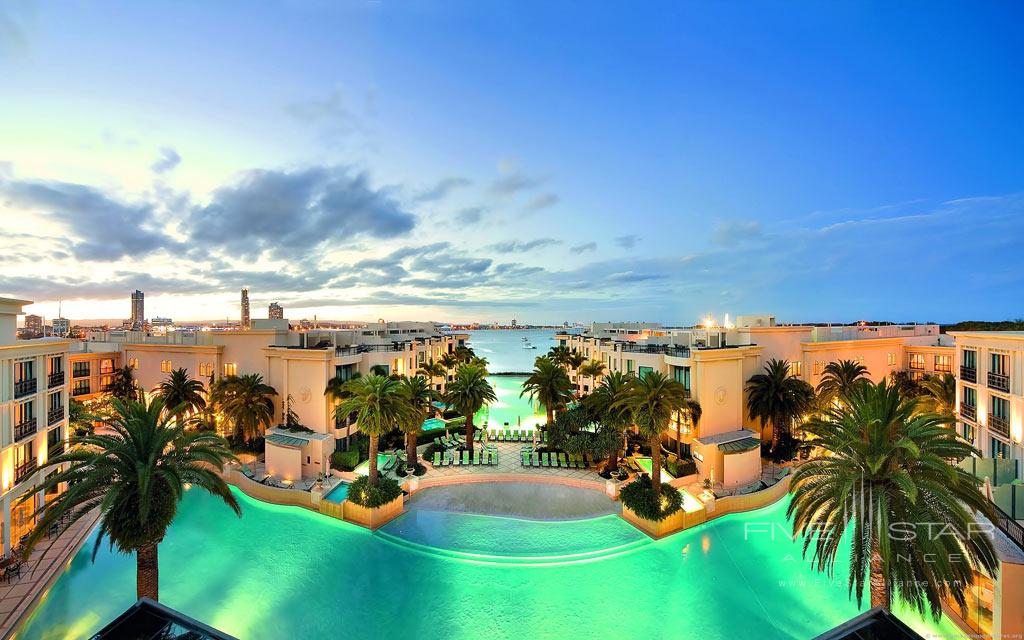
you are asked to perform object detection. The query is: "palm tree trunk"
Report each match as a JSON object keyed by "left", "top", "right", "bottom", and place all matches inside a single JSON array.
[
  {"left": 368, "top": 435, "right": 379, "bottom": 485},
  {"left": 770, "top": 417, "right": 780, "bottom": 452},
  {"left": 651, "top": 436, "right": 662, "bottom": 494},
  {"left": 546, "top": 407, "right": 554, "bottom": 426},
  {"left": 465, "top": 413, "right": 474, "bottom": 455},
  {"left": 137, "top": 543, "right": 159, "bottom": 601},
  {"left": 407, "top": 432, "right": 418, "bottom": 468},
  {"left": 870, "top": 543, "right": 890, "bottom": 610},
  {"left": 676, "top": 421, "right": 682, "bottom": 457},
  {"left": 606, "top": 447, "right": 619, "bottom": 473}
]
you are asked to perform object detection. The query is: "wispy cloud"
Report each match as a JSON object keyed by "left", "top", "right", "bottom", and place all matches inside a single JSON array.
[
  {"left": 487, "top": 238, "right": 562, "bottom": 253},
  {"left": 150, "top": 147, "right": 181, "bottom": 174},
  {"left": 614, "top": 234, "right": 639, "bottom": 249},
  {"left": 570, "top": 242, "right": 597, "bottom": 254}
]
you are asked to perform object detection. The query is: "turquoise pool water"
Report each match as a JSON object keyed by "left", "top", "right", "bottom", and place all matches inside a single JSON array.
[
  {"left": 482, "top": 375, "right": 546, "bottom": 432},
  {"left": 422, "top": 417, "right": 446, "bottom": 431},
  {"left": 324, "top": 482, "right": 350, "bottom": 503},
  {"left": 17, "top": 487, "right": 962, "bottom": 640}
]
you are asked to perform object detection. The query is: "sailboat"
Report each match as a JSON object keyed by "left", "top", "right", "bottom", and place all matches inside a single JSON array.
[{"left": 522, "top": 336, "right": 537, "bottom": 349}]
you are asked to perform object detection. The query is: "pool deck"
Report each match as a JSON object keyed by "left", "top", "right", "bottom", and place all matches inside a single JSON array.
[
  {"left": 0, "top": 509, "right": 101, "bottom": 639},
  {"left": 419, "top": 441, "right": 606, "bottom": 483}
]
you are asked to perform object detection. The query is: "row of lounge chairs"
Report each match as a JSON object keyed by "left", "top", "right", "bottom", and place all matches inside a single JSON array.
[
  {"left": 520, "top": 451, "right": 589, "bottom": 469},
  {"left": 487, "top": 429, "right": 547, "bottom": 443},
  {"left": 432, "top": 449, "right": 498, "bottom": 466}
]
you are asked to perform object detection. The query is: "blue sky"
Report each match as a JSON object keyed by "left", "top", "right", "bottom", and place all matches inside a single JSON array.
[{"left": 1, "top": 1, "right": 1022, "bottom": 325}]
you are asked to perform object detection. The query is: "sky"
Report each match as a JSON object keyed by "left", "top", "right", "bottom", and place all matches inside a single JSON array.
[{"left": 1, "top": 1, "right": 1022, "bottom": 326}]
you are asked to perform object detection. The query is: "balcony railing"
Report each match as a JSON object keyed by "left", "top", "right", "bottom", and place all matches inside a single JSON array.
[
  {"left": 14, "top": 417, "right": 37, "bottom": 441},
  {"left": 48, "top": 371, "right": 65, "bottom": 388},
  {"left": 48, "top": 406, "right": 65, "bottom": 426},
  {"left": 48, "top": 441, "right": 65, "bottom": 458},
  {"left": 71, "top": 386, "right": 90, "bottom": 397},
  {"left": 14, "top": 459, "right": 37, "bottom": 484},
  {"left": 989, "top": 414, "right": 1010, "bottom": 439},
  {"left": 72, "top": 367, "right": 89, "bottom": 378},
  {"left": 992, "top": 502, "right": 1024, "bottom": 553},
  {"left": 617, "top": 344, "right": 691, "bottom": 358},
  {"left": 988, "top": 372, "right": 1010, "bottom": 393},
  {"left": 960, "top": 404, "right": 977, "bottom": 422},
  {"left": 14, "top": 378, "right": 37, "bottom": 399},
  {"left": 960, "top": 366, "right": 976, "bottom": 383}
]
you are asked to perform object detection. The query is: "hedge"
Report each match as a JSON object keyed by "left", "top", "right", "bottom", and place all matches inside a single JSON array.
[
  {"left": 331, "top": 449, "right": 360, "bottom": 471},
  {"left": 619, "top": 479, "right": 682, "bottom": 521},
  {"left": 346, "top": 475, "right": 403, "bottom": 508}
]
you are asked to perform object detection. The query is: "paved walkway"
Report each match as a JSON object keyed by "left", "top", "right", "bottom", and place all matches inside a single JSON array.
[{"left": 0, "top": 510, "right": 100, "bottom": 638}]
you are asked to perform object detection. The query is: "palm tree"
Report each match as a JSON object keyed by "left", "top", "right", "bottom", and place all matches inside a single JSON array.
[
  {"left": 154, "top": 368, "right": 206, "bottom": 429},
  {"left": 337, "top": 375, "right": 412, "bottom": 485},
  {"left": 918, "top": 373, "right": 956, "bottom": 419},
  {"left": 566, "top": 350, "right": 586, "bottom": 372},
  {"left": 217, "top": 374, "right": 277, "bottom": 443},
  {"left": 547, "top": 345, "right": 572, "bottom": 368},
  {"left": 400, "top": 375, "right": 435, "bottom": 468},
  {"left": 443, "top": 364, "right": 496, "bottom": 455},
  {"left": 439, "top": 352, "right": 460, "bottom": 377},
  {"left": 816, "top": 359, "right": 870, "bottom": 407},
  {"left": 584, "top": 371, "right": 633, "bottom": 471},
  {"left": 745, "top": 359, "right": 816, "bottom": 452},
  {"left": 674, "top": 397, "right": 702, "bottom": 457},
  {"left": 22, "top": 396, "right": 239, "bottom": 601},
  {"left": 577, "top": 359, "right": 607, "bottom": 395},
  {"left": 788, "top": 380, "right": 998, "bottom": 615},
  {"left": 106, "top": 365, "right": 138, "bottom": 401},
  {"left": 417, "top": 359, "right": 446, "bottom": 391},
  {"left": 521, "top": 356, "right": 574, "bottom": 426},
  {"left": 616, "top": 370, "right": 689, "bottom": 494}
]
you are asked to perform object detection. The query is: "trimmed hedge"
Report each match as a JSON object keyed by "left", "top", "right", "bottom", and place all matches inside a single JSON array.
[
  {"left": 331, "top": 449, "right": 360, "bottom": 471},
  {"left": 619, "top": 479, "right": 682, "bottom": 522},
  {"left": 347, "top": 475, "right": 403, "bottom": 508}
]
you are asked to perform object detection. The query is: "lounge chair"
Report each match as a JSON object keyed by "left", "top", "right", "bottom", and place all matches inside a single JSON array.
[
  {"left": 381, "top": 456, "right": 396, "bottom": 472},
  {"left": 559, "top": 452, "right": 570, "bottom": 468},
  {"left": 474, "top": 450, "right": 482, "bottom": 465},
  {"left": 521, "top": 451, "right": 530, "bottom": 466},
  {"left": 462, "top": 451, "right": 470, "bottom": 465},
  {"left": 489, "top": 450, "right": 498, "bottom": 465},
  {"left": 541, "top": 452, "right": 550, "bottom": 467},
  {"left": 432, "top": 452, "right": 442, "bottom": 466},
  {"left": 531, "top": 453, "right": 540, "bottom": 467}
]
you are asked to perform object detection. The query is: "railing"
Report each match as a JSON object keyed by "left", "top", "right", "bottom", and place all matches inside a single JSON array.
[
  {"left": 988, "top": 414, "right": 1010, "bottom": 439},
  {"left": 48, "top": 406, "right": 65, "bottom": 425},
  {"left": 358, "top": 343, "right": 409, "bottom": 353},
  {"left": 988, "top": 372, "right": 1010, "bottom": 393},
  {"left": 48, "top": 441, "right": 65, "bottom": 458},
  {"left": 14, "top": 417, "right": 37, "bottom": 441},
  {"left": 71, "top": 385, "right": 90, "bottom": 397},
  {"left": 909, "top": 361, "right": 925, "bottom": 371},
  {"left": 14, "top": 378, "right": 37, "bottom": 399},
  {"left": 959, "top": 404, "right": 977, "bottom": 422},
  {"left": 992, "top": 502, "right": 1024, "bottom": 553},
  {"left": 960, "top": 366, "right": 976, "bottom": 383},
  {"left": 48, "top": 371, "right": 65, "bottom": 388},
  {"left": 617, "top": 344, "right": 691, "bottom": 358},
  {"left": 72, "top": 367, "right": 89, "bottom": 378},
  {"left": 14, "top": 459, "right": 37, "bottom": 484}
]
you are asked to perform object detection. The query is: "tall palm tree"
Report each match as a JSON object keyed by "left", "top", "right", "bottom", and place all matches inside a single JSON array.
[
  {"left": 154, "top": 367, "right": 206, "bottom": 429},
  {"left": 217, "top": 374, "right": 277, "bottom": 443},
  {"left": 746, "top": 359, "right": 816, "bottom": 452},
  {"left": 22, "top": 397, "right": 239, "bottom": 601},
  {"left": 106, "top": 365, "right": 138, "bottom": 401},
  {"left": 577, "top": 359, "right": 607, "bottom": 394},
  {"left": 566, "top": 350, "right": 586, "bottom": 373},
  {"left": 584, "top": 371, "right": 633, "bottom": 471},
  {"left": 674, "top": 397, "right": 702, "bottom": 457},
  {"left": 547, "top": 345, "right": 572, "bottom": 368},
  {"left": 453, "top": 345, "right": 477, "bottom": 364},
  {"left": 337, "top": 375, "right": 413, "bottom": 485},
  {"left": 416, "top": 359, "right": 446, "bottom": 391},
  {"left": 325, "top": 372, "right": 362, "bottom": 448},
  {"left": 443, "top": 364, "right": 496, "bottom": 455},
  {"left": 816, "top": 359, "right": 870, "bottom": 407},
  {"left": 521, "top": 356, "right": 574, "bottom": 426},
  {"left": 918, "top": 372, "right": 956, "bottom": 419},
  {"left": 439, "top": 352, "right": 460, "bottom": 377},
  {"left": 616, "top": 370, "right": 688, "bottom": 494},
  {"left": 400, "top": 375, "right": 435, "bottom": 468},
  {"left": 788, "top": 380, "right": 998, "bottom": 615}
]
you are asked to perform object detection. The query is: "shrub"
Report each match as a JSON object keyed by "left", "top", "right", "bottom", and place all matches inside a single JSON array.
[
  {"left": 331, "top": 449, "right": 360, "bottom": 471},
  {"left": 665, "top": 456, "right": 697, "bottom": 478},
  {"left": 619, "top": 479, "right": 682, "bottom": 521},
  {"left": 346, "top": 475, "right": 403, "bottom": 508}
]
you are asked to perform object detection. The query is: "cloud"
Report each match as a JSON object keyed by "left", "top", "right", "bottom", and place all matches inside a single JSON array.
[
  {"left": 524, "top": 193, "right": 559, "bottom": 211},
  {"left": 454, "top": 207, "right": 485, "bottom": 225},
  {"left": 614, "top": 234, "right": 639, "bottom": 249},
  {"left": 490, "top": 171, "right": 543, "bottom": 196},
  {"left": 150, "top": 147, "right": 181, "bottom": 174},
  {"left": 0, "top": 177, "right": 179, "bottom": 261},
  {"left": 712, "top": 220, "right": 763, "bottom": 247},
  {"left": 413, "top": 177, "right": 472, "bottom": 203},
  {"left": 606, "top": 271, "right": 667, "bottom": 283},
  {"left": 487, "top": 238, "right": 562, "bottom": 253},
  {"left": 570, "top": 242, "right": 597, "bottom": 254},
  {"left": 189, "top": 166, "right": 415, "bottom": 257}
]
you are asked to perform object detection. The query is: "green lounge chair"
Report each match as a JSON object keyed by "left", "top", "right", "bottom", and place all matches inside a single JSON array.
[
  {"left": 488, "top": 429, "right": 496, "bottom": 439},
  {"left": 432, "top": 452, "right": 441, "bottom": 466},
  {"left": 521, "top": 451, "right": 530, "bottom": 466},
  {"left": 462, "top": 451, "right": 470, "bottom": 465},
  {"left": 531, "top": 453, "right": 540, "bottom": 467},
  {"left": 452, "top": 451, "right": 461, "bottom": 466},
  {"left": 541, "top": 452, "right": 550, "bottom": 467},
  {"left": 500, "top": 430, "right": 509, "bottom": 442},
  {"left": 555, "top": 452, "right": 565, "bottom": 468},
  {"left": 490, "top": 450, "right": 499, "bottom": 465},
  {"left": 474, "top": 450, "right": 482, "bottom": 465}
]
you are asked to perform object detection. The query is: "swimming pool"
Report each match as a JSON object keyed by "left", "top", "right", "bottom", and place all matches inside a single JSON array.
[
  {"left": 634, "top": 456, "right": 674, "bottom": 481},
  {"left": 16, "top": 487, "right": 963, "bottom": 640},
  {"left": 323, "top": 482, "right": 350, "bottom": 503},
  {"left": 421, "top": 417, "right": 446, "bottom": 431}
]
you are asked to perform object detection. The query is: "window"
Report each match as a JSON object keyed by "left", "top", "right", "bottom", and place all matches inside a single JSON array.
[
  {"left": 223, "top": 363, "right": 238, "bottom": 376},
  {"left": 72, "top": 361, "right": 90, "bottom": 378},
  {"left": 789, "top": 361, "right": 803, "bottom": 376},
  {"left": 887, "top": 353, "right": 897, "bottom": 366},
  {"left": 934, "top": 355, "right": 951, "bottom": 373},
  {"left": 673, "top": 366, "right": 691, "bottom": 391},
  {"left": 813, "top": 361, "right": 825, "bottom": 376},
  {"left": 961, "top": 349, "right": 976, "bottom": 370},
  {"left": 47, "top": 426, "right": 62, "bottom": 449},
  {"left": 15, "top": 400, "right": 34, "bottom": 424},
  {"left": 72, "top": 380, "right": 90, "bottom": 396},
  {"left": 100, "top": 358, "right": 114, "bottom": 374},
  {"left": 909, "top": 354, "right": 925, "bottom": 370},
  {"left": 101, "top": 375, "right": 112, "bottom": 390},
  {"left": 626, "top": 359, "right": 635, "bottom": 374},
  {"left": 47, "top": 356, "right": 63, "bottom": 375},
  {"left": 198, "top": 363, "right": 213, "bottom": 377},
  {"left": 963, "top": 386, "right": 977, "bottom": 408},
  {"left": 160, "top": 360, "right": 173, "bottom": 373},
  {"left": 961, "top": 422, "right": 976, "bottom": 444},
  {"left": 991, "top": 395, "right": 1009, "bottom": 420},
  {"left": 638, "top": 366, "right": 654, "bottom": 379},
  {"left": 991, "top": 437, "right": 1010, "bottom": 459},
  {"left": 14, "top": 360, "right": 34, "bottom": 383},
  {"left": 990, "top": 353, "right": 1008, "bottom": 376},
  {"left": 48, "top": 391, "right": 61, "bottom": 412},
  {"left": 128, "top": 357, "right": 139, "bottom": 369}
]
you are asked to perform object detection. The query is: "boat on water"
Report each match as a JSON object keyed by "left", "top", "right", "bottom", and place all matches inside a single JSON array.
[{"left": 522, "top": 338, "right": 537, "bottom": 349}]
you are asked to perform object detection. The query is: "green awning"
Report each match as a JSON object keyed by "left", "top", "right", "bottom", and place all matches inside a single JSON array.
[
  {"left": 266, "top": 434, "right": 307, "bottom": 448},
  {"left": 719, "top": 437, "right": 761, "bottom": 454}
]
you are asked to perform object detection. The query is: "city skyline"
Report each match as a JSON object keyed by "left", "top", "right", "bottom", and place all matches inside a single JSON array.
[{"left": 2, "top": 1, "right": 1023, "bottom": 325}]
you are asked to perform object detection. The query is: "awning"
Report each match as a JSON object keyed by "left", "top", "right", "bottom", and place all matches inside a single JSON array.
[
  {"left": 719, "top": 437, "right": 761, "bottom": 454},
  {"left": 266, "top": 434, "right": 307, "bottom": 448}
]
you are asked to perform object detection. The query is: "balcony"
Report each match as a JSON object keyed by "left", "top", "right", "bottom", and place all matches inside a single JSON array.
[
  {"left": 14, "top": 378, "right": 37, "bottom": 399},
  {"left": 960, "top": 404, "right": 977, "bottom": 422},
  {"left": 989, "top": 414, "right": 1010, "bottom": 439},
  {"left": 960, "top": 366, "right": 977, "bottom": 383},
  {"left": 48, "top": 441, "right": 65, "bottom": 458},
  {"left": 988, "top": 372, "right": 1010, "bottom": 393},
  {"left": 14, "top": 459, "right": 37, "bottom": 484},
  {"left": 73, "top": 368, "right": 89, "bottom": 378},
  {"left": 48, "top": 371, "right": 65, "bottom": 388},
  {"left": 71, "top": 385, "right": 91, "bottom": 397},
  {"left": 14, "top": 417, "right": 37, "bottom": 441},
  {"left": 617, "top": 344, "right": 691, "bottom": 358},
  {"left": 48, "top": 406, "right": 65, "bottom": 426}
]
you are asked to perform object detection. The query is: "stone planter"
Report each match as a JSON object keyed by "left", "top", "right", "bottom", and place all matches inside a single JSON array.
[
  {"left": 621, "top": 504, "right": 707, "bottom": 539},
  {"left": 343, "top": 495, "right": 405, "bottom": 530}
]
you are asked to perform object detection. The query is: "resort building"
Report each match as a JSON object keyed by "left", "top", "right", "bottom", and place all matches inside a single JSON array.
[
  {"left": 0, "top": 298, "right": 69, "bottom": 557},
  {"left": 68, "top": 343, "right": 121, "bottom": 401}
]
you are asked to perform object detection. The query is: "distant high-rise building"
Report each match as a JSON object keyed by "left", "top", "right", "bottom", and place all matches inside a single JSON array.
[
  {"left": 24, "top": 314, "right": 43, "bottom": 334},
  {"left": 52, "top": 317, "right": 70, "bottom": 337},
  {"left": 241, "top": 288, "right": 250, "bottom": 329},
  {"left": 268, "top": 302, "right": 284, "bottom": 320},
  {"left": 130, "top": 290, "right": 145, "bottom": 329}
]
